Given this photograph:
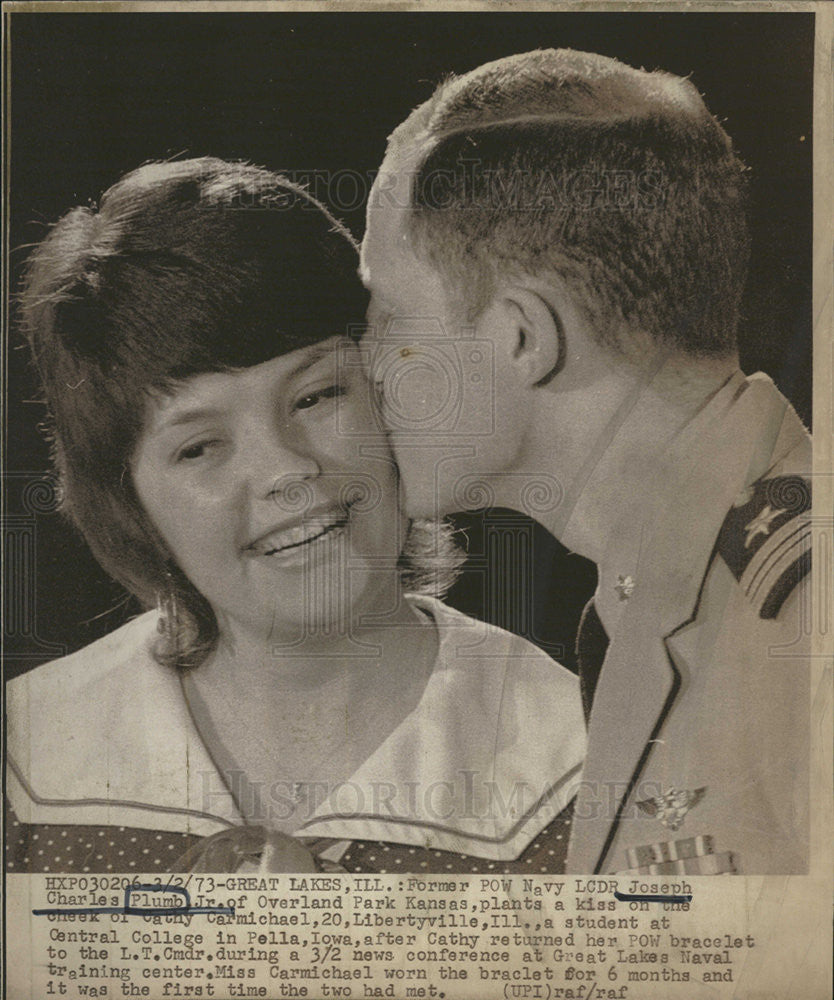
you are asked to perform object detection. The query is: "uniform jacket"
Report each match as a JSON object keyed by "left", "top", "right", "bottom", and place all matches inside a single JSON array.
[
  {"left": 566, "top": 372, "right": 812, "bottom": 875},
  {"left": 7, "top": 595, "right": 585, "bottom": 865}
]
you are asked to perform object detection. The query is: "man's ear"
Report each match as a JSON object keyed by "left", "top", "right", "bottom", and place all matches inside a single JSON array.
[{"left": 495, "top": 287, "right": 565, "bottom": 387}]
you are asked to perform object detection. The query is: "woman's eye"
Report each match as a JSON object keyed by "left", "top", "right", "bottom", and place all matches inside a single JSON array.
[
  {"left": 176, "top": 439, "right": 219, "bottom": 462},
  {"left": 293, "top": 384, "right": 346, "bottom": 412}
]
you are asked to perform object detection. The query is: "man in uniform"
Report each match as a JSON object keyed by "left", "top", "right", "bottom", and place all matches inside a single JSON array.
[{"left": 359, "top": 48, "right": 811, "bottom": 874}]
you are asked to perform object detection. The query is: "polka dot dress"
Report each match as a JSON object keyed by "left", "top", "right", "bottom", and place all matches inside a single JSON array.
[
  {"left": 5, "top": 797, "right": 573, "bottom": 874},
  {"left": 4, "top": 800, "right": 204, "bottom": 873}
]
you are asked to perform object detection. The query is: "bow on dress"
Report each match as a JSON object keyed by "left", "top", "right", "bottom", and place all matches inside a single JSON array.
[{"left": 171, "top": 825, "right": 338, "bottom": 873}]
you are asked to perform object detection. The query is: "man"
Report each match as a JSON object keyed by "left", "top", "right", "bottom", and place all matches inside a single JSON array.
[{"left": 359, "top": 49, "right": 811, "bottom": 875}]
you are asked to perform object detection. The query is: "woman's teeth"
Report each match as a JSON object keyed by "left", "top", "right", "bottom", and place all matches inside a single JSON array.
[{"left": 251, "top": 513, "right": 347, "bottom": 556}]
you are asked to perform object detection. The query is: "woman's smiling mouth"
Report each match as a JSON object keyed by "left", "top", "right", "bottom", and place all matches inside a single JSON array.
[{"left": 245, "top": 506, "right": 350, "bottom": 557}]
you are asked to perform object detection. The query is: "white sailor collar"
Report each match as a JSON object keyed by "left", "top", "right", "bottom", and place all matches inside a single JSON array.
[
  {"left": 296, "top": 595, "right": 585, "bottom": 860},
  {"left": 7, "top": 596, "right": 585, "bottom": 861},
  {"left": 7, "top": 613, "right": 243, "bottom": 837}
]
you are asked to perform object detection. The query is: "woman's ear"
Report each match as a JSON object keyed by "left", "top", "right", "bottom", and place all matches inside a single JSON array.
[{"left": 497, "top": 286, "right": 565, "bottom": 387}]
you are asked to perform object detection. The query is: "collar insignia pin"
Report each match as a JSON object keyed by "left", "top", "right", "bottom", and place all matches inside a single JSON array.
[{"left": 615, "top": 575, "right": 636, "bottom": 601}]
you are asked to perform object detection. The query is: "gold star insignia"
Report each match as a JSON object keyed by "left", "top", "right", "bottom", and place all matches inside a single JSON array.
[{"left": 743, "top": 504, "right": 786, "bottom": 548}]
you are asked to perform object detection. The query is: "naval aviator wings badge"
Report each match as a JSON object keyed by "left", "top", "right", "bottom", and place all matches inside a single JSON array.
[{"left": 636, "top": 786, "right": 707, "bottom": 831}]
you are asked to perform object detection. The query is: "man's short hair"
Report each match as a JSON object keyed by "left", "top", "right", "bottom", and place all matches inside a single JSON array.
[{"left": 388, "top": 48, "right": 750, "bottom": 357}]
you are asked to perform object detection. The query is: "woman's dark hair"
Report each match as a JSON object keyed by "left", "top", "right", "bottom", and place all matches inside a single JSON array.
[{"left": 19, "top": 157, "right": 461, "bottom": 668}]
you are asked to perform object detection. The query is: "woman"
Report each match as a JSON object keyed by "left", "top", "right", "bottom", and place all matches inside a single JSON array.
[{"left": 6, "top": 158, "right": 584, "bottom": 874}]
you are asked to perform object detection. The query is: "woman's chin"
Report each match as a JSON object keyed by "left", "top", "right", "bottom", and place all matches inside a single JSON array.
[{"left": 211, "top": 532, "right": 402, "bottom": 648}]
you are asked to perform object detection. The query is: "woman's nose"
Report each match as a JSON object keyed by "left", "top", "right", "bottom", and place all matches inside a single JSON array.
[{"left": 243, "top": 427, "right": 321, "bottom": 504}]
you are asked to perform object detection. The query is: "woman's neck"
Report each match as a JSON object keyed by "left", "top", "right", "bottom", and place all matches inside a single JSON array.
[
  {"left": 204, "top": 585, "right": 435, "bottom": 693},
  {"left": 182, "top": 589, "right": 440, "bottom": 831}
]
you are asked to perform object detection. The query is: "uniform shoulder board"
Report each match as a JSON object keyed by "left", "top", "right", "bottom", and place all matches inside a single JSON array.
[{"left": 716, "top": 474, "right": 811, "bottom": 619}]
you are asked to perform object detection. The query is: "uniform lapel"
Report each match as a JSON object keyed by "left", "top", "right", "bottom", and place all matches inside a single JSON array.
[
  {"left": 567, "top": 373, "right": 795, "bottom": 872},
  {"left": 567, "top": 611, "right": 678, "bottom": 873}
]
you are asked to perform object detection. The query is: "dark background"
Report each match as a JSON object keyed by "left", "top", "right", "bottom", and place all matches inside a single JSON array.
[{"left": 5, "top": 11, "right": 814, "bottom": 676}]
